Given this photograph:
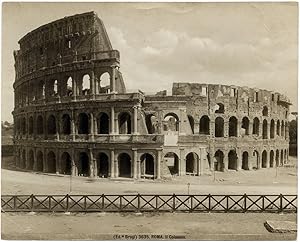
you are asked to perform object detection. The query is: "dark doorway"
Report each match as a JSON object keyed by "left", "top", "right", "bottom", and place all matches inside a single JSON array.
[
  {"left": 97, "top": 153, "right": 109, "bottom": 177},
  {"left": 141, "top": 153, "right": 155, "bottom": 176},
  {"left": 78, "top": 152, "right": 89, "bottom": 176},
  {"left": 118, "top": 153, "right": 131, "bottom": 177},
  {"left": 61, "top": 152, "right": 72, "bottom": 175},
  {"left": 78, "top": 113, "right": 89, "bottom": 134},
  {"left": 98, "top": 113, "right": 109, "bottom": 134}
]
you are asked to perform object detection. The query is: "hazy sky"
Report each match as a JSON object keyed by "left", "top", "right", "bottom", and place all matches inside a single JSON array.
[{"left": 2, "top": 2, "right": 298, "bottom": 122}]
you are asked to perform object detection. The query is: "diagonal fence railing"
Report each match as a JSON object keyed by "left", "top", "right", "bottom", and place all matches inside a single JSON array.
[{"left": 1, "top": 194, "right": 297, "bottom": 213}]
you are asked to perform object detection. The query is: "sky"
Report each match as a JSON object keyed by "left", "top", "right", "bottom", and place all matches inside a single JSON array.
[{"left": 2, "top": 2, "right": 298, "bottom": 122}]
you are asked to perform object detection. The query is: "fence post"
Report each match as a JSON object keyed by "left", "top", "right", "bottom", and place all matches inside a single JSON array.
[
  {"left": 31, "top": 194, "right": 34, "bottom": 212},
  {"left": 84, "top": 195, "right": 87, "bottom": 212},
  {"left": 262, "top": 195, "right": 265, "bottom": 211},
  {"left": 243, "top": 194, "right": 247, "bottom": 213},
  {"left": 48, "top": 196, "right": 51, "bottom": 212},
  {"left": 226, "top": 195, "right": 229, "bottom": 212},
  {"left": 137, "top": 194, "right": 140, "bottom": 213},
  {"left": 172, "top": 194, "right": 176, "bottom": 212},
  {"left": 66, "top": 194, "right": 69, "bottom": 212},
  {"left": 208, "top": 194, "right": 211, "bottom": 212},
  {"left": 190, "top": 195, "right": 193, "bottom": 212},
  {"left": 120, "top": 195, "right": 122, "bottom": 212},
  {"left": 155, "top": 195, "right": 158, "bottom": 212},
  {"left": 279, "top": 194, "right": 283, "bottom": 213},
  {"left": 102, "top": 194, "right": 105, "bottom": 212},
  {"left": 13, "top": 196, "right": 17, "bottom": 211}
]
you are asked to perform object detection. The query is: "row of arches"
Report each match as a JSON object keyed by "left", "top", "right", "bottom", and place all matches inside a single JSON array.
[{"left": 213, "top": 148, "right": 289, "bottom": 172}]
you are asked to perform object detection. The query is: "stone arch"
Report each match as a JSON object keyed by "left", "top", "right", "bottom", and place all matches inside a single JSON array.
[
  {"left": 270, "top": 119, "right": 275, "bottom": 139},
  {"left": 280, "top": 150, "right": 284, "bottom": 165},
  {"left": 145, "top": 114, "right": 158, "bottom": 134},
  {"left": 141, "top": 153, "right": 155, "bottom": 176},
  {"left": 163, "top": 113, "right": 179, "bottom": 132},
  {"left": 215, "top": 117, "right": 224, "bottom": 137},
  {"left": 47, "top": 151, "right": 56, "bottom": 173},
  {"left": 284, "top": 149, "right": 287, "bottom": 164},
  {"left": 188, "top": 115, "right": 194, "bottom": 134},
  {"left": 275, "top": 150, "right": 280, "bottom": 167},
  {"left": 262, "top": 150, "right": 267, "bottom": 168},
  {"left": 78, "top": 113, "right": 89, "bottom": 134},
  {"left": 262, "top": 106, "right": 268, "bottom": 116},
  {"left": 36, "top": 150, "right": 44, "bottom": 172},
  {"left": 186, "top": 152, "right": 198, "bottom": 174},
  {"left": 262, "top": 119, "right": 268, "bottom": 139},
  {"left": 81, "top": 74, "right": 90, "bottom": 95},
  {"left": 253, "top": 150, "right": 260, "bottom": 169},
  {"left": 66, "top": 76, "right": 73, "bottom": 96},
  {"left": 27, "top": 149, "right": 34, "bottom": 170},
  {"left": 214, "top": 150, "right": 224, "bottom": 171},
  {"left": 199, "top": 115, "right": 210, "bottom": 135},
  {"left": 215, "top": 103, "right": 224, "bottom": 114},
  {"left": 21, "top": 117, "right": 26, "bottom": 135},
  {"left": 37, "top": 115, "right": 44, "bottom": 134},
  {"left": 118, "top": 153, "right": 131, "bottom": 178},
  {"left": 119, "top": 112, "right": 131, "bottom": 134},
  {"left": 163, "top": 152, "right": 179, "bottom": 175},
  {"left": 99, "top": 72, "right": 110, "bottom": 93},
  {"left": 242, "top": 151, "right": 249, "bottom": 170},
  {"left": 61, "top": 152, "right": 72, "bottom": 175},
  {"left": 281, "top": 120, "right": 284, "bottom": 136},
  {"left": 97, "top": 112, "right": 109, "bottom": 134},
  {"left": 228, "top": 150, "right": 237, "bottom": 170},
  {"left": 270, "top": 150, "right": 275, "bottom": 168},
  {"left": 62, "top": 114, "right": 71, "bottom": 135},
  {"left": 229, "top": 116, "right": 238, "bottom": 137},
  {"left": 97, "top": 152, "right": 109, "bottom": 178},
  {"left": 47, "top": 115, "right": 56, "bottom": 135},
  {"left": 77, "top": 152, "right": 90, "bottom": 176},
  {"left": 276, "top": 120, "right": 280, "bottom": 136},
  {"left": 241, "top": 117, "right": 249, "bottom": 135},
  {"left": 253, "top": 117, "right": 260, "bottom": 135},
  {"left": 28, "top": 116, "right": 33, "bottom": 135}
]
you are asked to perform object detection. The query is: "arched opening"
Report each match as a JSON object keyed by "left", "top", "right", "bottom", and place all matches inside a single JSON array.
[
  {"left": 262, "top": 150, "right": 267, "bottom": 168},
  {"left": 66, "top": 77, "right": 73, "bottom": 96},
  {"left": 62, "top": 114, "right": 71, "bottom": 135},
  {"left": 262, "top": 120, "right": 268, "bottom": 139},
  {"left": 164, "top": 152, "right": 179, "bottom": 175},
  {"left": 241, "top": 117, "right": 249, "bottom": 135},
  {"left": 82, "top": 74, "right": 90, "bottom": 95},
  {"left": 275, "top": 150, "right": 280, "bottom": 167},
  {"left": 262, "top": 106, "right": 268, "bottom": 116},
  {"left": 253, "top": 150, "right": 260, "bottom": 169},
  {"left": 78, "top": 113, "right": 89, "bottom": 134},
  {"left": 280, "top": 150, "right": 284, "bottom": 165},
  {"left": 47, "top": 151, "right": 56, "bottom": 173},
  {"left": 77, "top": 152, "right": 90, "bottom": 176},
  {"left": 61, "top": 152, "right": 72, "bottom": 175},
  {"left": 229, "top": 116, "right": 238, "bottom": 137},
  {"left": 47, "top": 115, "right": 56, "bottom": 135},
  {"left": 214, "top": 150, "right": 224, "bottom": 171},
  {"left": 53, "top": 80, "right": 58, "bottom": 95},
  {"left": 21, "top": 117, "right": 26, "bottom": 135},
  {"left": 163, "top": 113, "right": 179, "bottom": 132},
  {"left": 242, "top": 152, "right": 249, "bottom": 170},
  {"left": 270, "top": 119, "right": 275, "bottom": 139},
  {"left": 141, "top": 153, "right": 155, "bottom": 177},
  {"left": 281, "top": 121, "right": 284, "bottom": 136},
  {"left": 28, "top": 116, "right": 33, "bottom": 135},
  {"left": 28, "top": 150, "right": 34, "bottom": 170},
  {"left": 215, "top": 117, "right": 224, "bottom": 137},
  {"left": 36, "top": 151, "right": 43, "bottom": 172},
  {"left": 119, "top": 112, "right": 131, "bottom": 134},
  {"left": 253, "top": 117, "right": 260, "bottom": 135},
  {"left": 21, "top": 149, "right": 26, "bottom": 169},
  {"left": 228, "top": 150, "right": 237, "bottom": 170},
  {"left": 186, "top": 152, "right": 198, "bottom": 174},
  {"left": 97, "top": 113, "right": 109, "bottom": 134},
  {"left": 284, "top": 150, "right": 287, "bottom": 164},
  {"left": 188, "top": 115, "right": 194, "bottom": 134},
  {"left": 97, "top": 153, "right": 109, "bottom": 178},
  {"left": 118, "top": 153, "right": 131, "bottom": 178},
  {"left": 145, "top": 114, "right": 158, "bottom": 134},
  {"left": 270, "top": 150, "right": 274, "bottom": 168},
  {"left": 199, "top": 115, "right": 210, "bottom": 135},
  {"left": 37, "top": 115, "right": 44, "bottom": 134},
  {"left": 99, "top": 72, "right": 110, "bottom": 93},
  {"left": 215, "top": 103, "right": 224, "bottom": 114},
  {"left": 276, "top": 120, "right": 280, "bottom": 136}
]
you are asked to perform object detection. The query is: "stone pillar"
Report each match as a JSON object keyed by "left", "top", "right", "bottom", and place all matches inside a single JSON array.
[
  {"left": 56, "top": 115, "right": 60, "bottom": 141},
  {"left": 236, "top": 149, "right": 242, "bottom": 171},
  {"left": 224, "top": 119, "right": 229, "bottom": 138},
  {"left": 115, "top": 112, "right": 119, "bottom": 134},
  {"left": 90, "top": 70, "right": 95, "bottom": 96},
  {"left": 179, "top": 148, "right": 185, "bottom": 176},
  {"left": 89, "top": 148, "right": 94, "bottom": 178},
  {"left": 71, "top": 149, "right": 76, "bottom": 176},
  {"left": 266, "top": 151, "right": 270, "bottom": 168},
  {"left": 249, "top": 121, "right": 253, "bottom": 136},
  {"left": 156, "top": 149, "right": 162, "bottom": 179},
  {"left": 71, "top": 110, "right": 76, "bottom": 141},
  {"left": 133, "top": 106, "right": 138, "bottom": 134},
  {"left": 237, "top": 120, "right": 241, "bottom": 137},
  {"left": 90, "top": 112, "right": 94, "bottom": 141},
  {"left": 114, "top": 153, "right": 119, "bottom": 178},
  {"left": 210, "top": 120, "right": 215, "bottom": 137},
  {"left": 110, "top": 66, "right": 116, "bottom": 93},
  {"left": 179, "top": 108, "right": 185, "bottom": 135},
  {"left": 132, "top": 148, "right": 138, "bottom": 179},
  {"left": 94, "top": 115, "right": 98, "bottom": 135},
  {"left": 110, "top": 106, "right": 115, "bottom": 134},
  {"left": 43, "top": 148, "right": 47, "bottom": 173},
  {"left": 110, "top": 149, "right": 115, "bottom": 178},
  {"left": 55, "top": 149, "right": 60, "bottom": 174},
  {"left": 223, "top": 149, "right": 228, "bottom": 171},
  {"left": 72, "top": 75, "right": 77, "bottom": 100}
]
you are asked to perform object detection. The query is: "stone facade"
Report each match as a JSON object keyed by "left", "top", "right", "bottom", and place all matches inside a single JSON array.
[{"left": 13, "top": 12, "right": 291, "bottom": 179}]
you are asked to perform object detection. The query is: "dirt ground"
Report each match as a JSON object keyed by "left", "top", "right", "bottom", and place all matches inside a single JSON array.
[
  {"left": 1, "top": 212, "right": 297, "bottom": 240},
  {"left": 1, "top": 156, "right": 297, "bottom": 195}
]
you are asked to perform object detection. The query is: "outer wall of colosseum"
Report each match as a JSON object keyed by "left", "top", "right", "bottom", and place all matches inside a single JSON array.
[{"left": 13, "top": 11, "right": 291, "bottom": 180}]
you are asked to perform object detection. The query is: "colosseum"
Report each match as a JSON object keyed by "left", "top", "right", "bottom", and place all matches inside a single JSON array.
[{"left": 13, "top": 11, "right": 291, "bottom": 180}]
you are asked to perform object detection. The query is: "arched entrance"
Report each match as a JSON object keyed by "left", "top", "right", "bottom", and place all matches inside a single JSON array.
[
  {"left": 163, "top": 113, "right": 179, "bottom": 132},
  {"left": 21, "top": 150, "right": 26, "bottom": 169},
  {"left": 28, "top": 150, "right": 34, "bottom": 170},
  {"left": 62, "top": 114, "right": 71, "bottom": 135},
  {"left": 47, "top": 151, "right": 56, "bottom": 173},
  {"left": 78, "top": 113, "right": 89, "bottom": 134},
  {"left": 242, "top": 151, "right": 249, "bottom": 170},
  {"left": 61, "top": 152, "right": 72, "bottom": 175},
  {"left": 77, "top": 152, "right": 90, "bottom": 176},
  {"left": 118, "top": 153, "right": 131, "bottom": 178},
  {"left": 186, "top": 152, "right": 198, "bottom": 174},
  {"left": 97, "top": 113, "right": 109, "bottom": 134},
  {"left": 280, "top": 150, "right": 283, "bottom": 166},
  {"left": 270, "top": 150, "right": 275, "bottom": 168},
  {"left": 119, "top": 112, "right": 131, "bottom": 134},
  {"left": 229, "top": 117, "right": 238, "bottom": 137},
  {"left": 188, "top": 115, "right": 194, "bottom": 134},
  {"left": 262, "top": 120, "right": 268, "bottom": 139},
  {"left": 37, "top": 115, "right": 44, "bottom": 134},
  {"left": 275, "top": 150, "right": 280, "bottom": 167},
  {"left": 47, "top": 115, "right": 56, "bottom": 135},
  {"left": 140, "top": 153, "right": 155, "bottom": 177},
  {"left": 228, "top": 150, "right": 237, "bottom": 170},
  {"left": 214, "top": 150, "right": 224, "bottom": 171},
  {"left": 262, "top": 150, "right": 267, "bottom": 168},
  {"left": 164, "top": 152, "right": 179, "bottom": 175},
  {"left": 36, "top": 151, "right": 44, "bottom": 172},
  {"left": 199, "top": 115, "right": 210, "bottom": 135},
  {"left": 97, "top": 152, "right": 109, "bottom": 178},
  {"left": 145, "top": 114, "right": 158, "bottom": 134}
]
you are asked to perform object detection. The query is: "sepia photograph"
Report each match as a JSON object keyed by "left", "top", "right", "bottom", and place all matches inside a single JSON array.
[{"left": 1, "top": 2, "right": 298, "bottom": 240}]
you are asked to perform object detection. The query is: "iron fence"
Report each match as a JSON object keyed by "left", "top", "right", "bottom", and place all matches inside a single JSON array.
[{"left": 1, "top": 194, "right": 297, "bottom": 213}]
